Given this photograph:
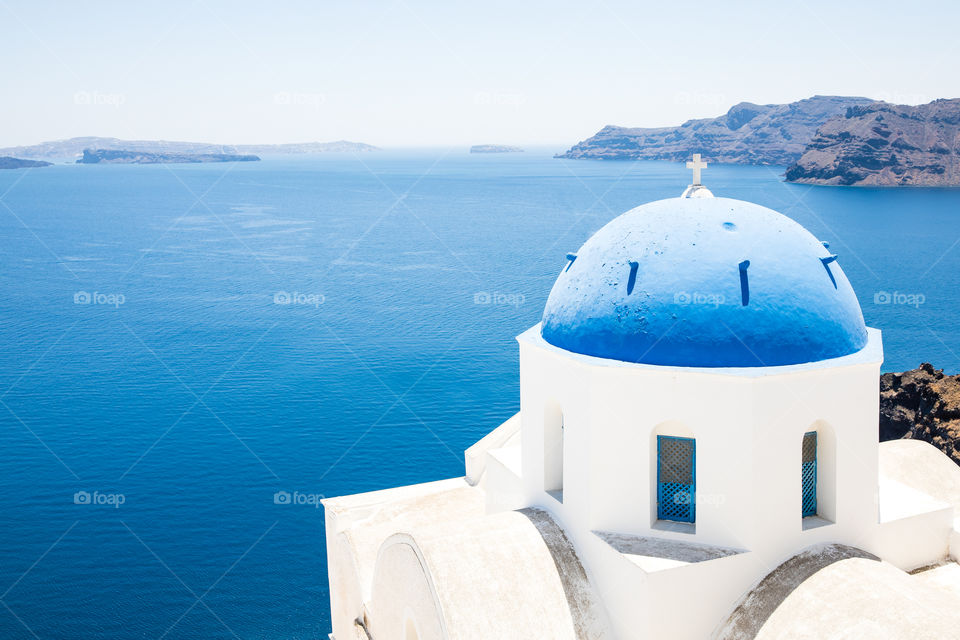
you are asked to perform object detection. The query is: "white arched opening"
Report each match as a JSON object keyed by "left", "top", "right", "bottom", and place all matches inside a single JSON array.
[
  {"left": 802, "top": 420, "right": 837, "bottom": 529},
  {"left": 369, "top": 535, "right": 446, "bottom": 640},
  {"left": 543, "top": 403, "right": 564, "bottom": 502}
]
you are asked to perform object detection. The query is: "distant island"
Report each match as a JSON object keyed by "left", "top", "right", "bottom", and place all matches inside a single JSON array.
[
  {"left": 557, "top": 96, "right": 872, "bottom": 165},
  {"left": 785, "top": 99, "right": 960, "bottom": 187},
  {"left": 470, "top": 145, "right": 523, "bottom": 153},
  {"left": 78, "top": 149, "right": 260, "bottom": 164},
  {"left": 0, "top": 156, "right": 52, "bottom": 170},
  {"left": 0, "top": 137, "right": 379, "bottom": 159}
]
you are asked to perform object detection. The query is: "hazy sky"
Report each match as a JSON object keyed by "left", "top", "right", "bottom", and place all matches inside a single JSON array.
[{"left": 3, "top": 0, "right": 957, "bottom": 148}]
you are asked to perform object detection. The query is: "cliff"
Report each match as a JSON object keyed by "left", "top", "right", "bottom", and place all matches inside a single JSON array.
[
  {"left": 78, "top": 149, "right": 260, "bottom": 164},
  {"left": 557, "top": 96, "right": 873, "bottom": 165},
  {"left": 785, "top": 99, "right": 960, "bottom": 186},
  {"left": 0, "top": 137, "right": 379, "bottom": 159},
  {"left": 880, "top": 363, "right": 960, "bottom": 464},
  {"left": 0, "top": 156, "right": 52, "bottom": 170}
]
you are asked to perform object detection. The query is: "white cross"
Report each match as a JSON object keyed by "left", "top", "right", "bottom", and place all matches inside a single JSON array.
[{"left": 686, "top": 153, "right": 707, "bottom": 185}]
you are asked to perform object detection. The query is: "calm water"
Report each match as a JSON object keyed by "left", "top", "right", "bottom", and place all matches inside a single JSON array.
[{"left": 1, "top": 151, "right": 959, "bottom": 638}]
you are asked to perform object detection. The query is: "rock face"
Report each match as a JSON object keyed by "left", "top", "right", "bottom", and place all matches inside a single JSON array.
[
  {"left": 0, "top": 137, "right": 379, "bottom": 159},
  {"left": 78, "top": 149, "right": 260, "bottom": 164},
  {"left": 880, "top": 363, "right": 960, "bottom": 464},
  {"left": 470, "top": 144, "right": 523, "bottom": 153},
  {"left": 785, "top": 100, "right": 960, "bottom": 186},
  {"left": 557, "top": 96, "right": 873, "bottom": 165},
  {"left": 0, "top": 156, "right": 52, "bottom": 169}
]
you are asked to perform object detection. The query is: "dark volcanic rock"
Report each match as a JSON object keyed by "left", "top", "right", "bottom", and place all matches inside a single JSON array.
[
  {"left": 557, "top": 96, "right": 873, "bottom": 165},
  {"left": 0, "top": 156, "right": 52, "bottom": 170},
  {"left": 78, "top": 149, "right": 260, "bottom": 164},
  {"left": 785, "top": 99, "right": 960, "bottom": 186},
  {"left": 880, "top": 363, "right": 960, "bottom": 464}
]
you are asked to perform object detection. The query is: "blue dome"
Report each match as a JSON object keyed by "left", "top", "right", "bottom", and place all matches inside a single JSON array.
[{"left": 541, "top": 196, "right": 868, "bottom": 367}]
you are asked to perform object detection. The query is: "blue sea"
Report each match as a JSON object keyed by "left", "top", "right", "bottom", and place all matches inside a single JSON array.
[{"left": 1, "top": 150, "right": 959, "bottom": 638}]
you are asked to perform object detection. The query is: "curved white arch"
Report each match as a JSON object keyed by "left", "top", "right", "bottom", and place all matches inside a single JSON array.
[{"left": 370, "top": 532, "right": 449, "bottom": 640}]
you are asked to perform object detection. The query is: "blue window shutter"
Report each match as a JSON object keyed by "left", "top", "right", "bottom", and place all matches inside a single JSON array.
[
  {"left": 657, "top": 435, "right": 696, "bottom": 523},
  {"left": 801, "top": 431, "right": 818, "bottom": 517}
]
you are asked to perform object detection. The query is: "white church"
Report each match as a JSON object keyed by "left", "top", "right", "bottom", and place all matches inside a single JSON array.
[{"left": 323, "top": 157, "right": 960, "bottom": 639}]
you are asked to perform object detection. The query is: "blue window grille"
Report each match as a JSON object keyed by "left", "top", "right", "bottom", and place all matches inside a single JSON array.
[
  {"left": 802, "top": 431, "right": 818, "bottom": 517},
  {"left": 657, "top": 436, "right": 696, "bottom": 523}
]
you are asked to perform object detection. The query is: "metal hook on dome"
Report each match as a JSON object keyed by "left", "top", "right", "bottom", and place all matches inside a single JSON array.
[
  {"left": 821, "top": 255, "right": 838, "bottom": 289},
  {"left": 565, "top": 253, "right": 577, "bottom": 271},
  {"left": 738, "top": 260, "right": 750, "bottom": 306},
  {"left": 627, "top": 261, "right": 639, "bottom": 294}
]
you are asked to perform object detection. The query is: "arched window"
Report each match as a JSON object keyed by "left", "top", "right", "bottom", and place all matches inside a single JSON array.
[
  {"left": 801, "top": 431, "right": 818, "bottom": 517},
  {"left": 544, "top": 405, "right": 564, "bottom": 502},
  {"left": 657, "top": 435, "right": 696, "bottom": 523},
  {"left": 801, "top": 422, "right": 836, "bottom": 528}
]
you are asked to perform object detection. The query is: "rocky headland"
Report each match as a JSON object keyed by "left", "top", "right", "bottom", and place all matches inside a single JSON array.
[
  {"left": 557, "top": 96, "right": 873, "bottom": 165},
  {"left": 78, "top": 149, "right": 260, "bottom": 164},
  {"left": 785, "top": 99, "right": 960, "bottom": 186},
  {"left": 0, "top": 137, "right": 379, "bottom": 159},
  {"left": 0, "top": 156, "right": 53, "bottom": 170},
  {"left": 881, "top": 363, "right": 960, "bottom": 464}
]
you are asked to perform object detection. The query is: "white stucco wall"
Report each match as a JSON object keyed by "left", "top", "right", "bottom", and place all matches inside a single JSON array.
[
  {"left": 513, "top": 325, "right": 888, "bottom": 639},
  {"left": 324, "top": 322, "right": 960, "bottom": 640},
  {"left": 516, "top": 325, "right": 883, "bottom": 536}
]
